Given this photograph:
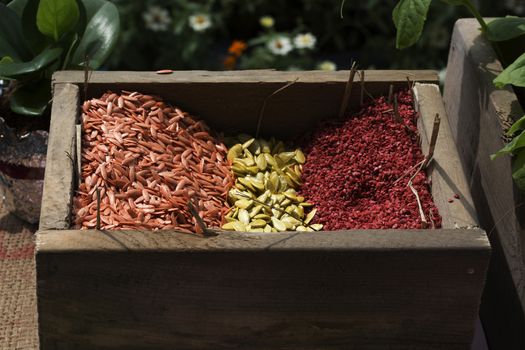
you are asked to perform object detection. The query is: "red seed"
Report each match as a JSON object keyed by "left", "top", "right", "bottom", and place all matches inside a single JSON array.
[{"left": 299, "top": 89, "right": 441, "bottom": 230}]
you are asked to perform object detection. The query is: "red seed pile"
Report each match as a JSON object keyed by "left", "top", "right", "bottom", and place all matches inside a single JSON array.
[
  {"left": 300, "top": 90, "right": 441, "bottom": 230},
  {"left": 74, "top": 91, "right": 233, "bottom": 232}
]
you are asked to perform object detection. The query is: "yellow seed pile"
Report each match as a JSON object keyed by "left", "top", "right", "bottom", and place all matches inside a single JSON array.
[{"left": 222, "top": 135, "right": 322, "bottom": 232}]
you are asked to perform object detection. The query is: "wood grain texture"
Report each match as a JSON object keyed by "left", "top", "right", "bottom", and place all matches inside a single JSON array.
[
  {"left": 37, "top": 231, "right": 489, "bottom": 350},
  {"left": 414, "top": 83, "right": 478, "bottom": 229},
  {"left": 53, "top": 70, "right": 438, "bottom": 84},
  {"left": 36, "top": 229, "right": 489, "bottom": 253},
  {"left": 39, "top": 83, "right": 79, "bottom": 230},
  {"left": 444, "top": 18, "right": 525, "bottom": 349},
  {"left": 52, "top": 70, "right": 438, "bottom": 140},
  {"left": 36, "top": 70, "right": 490, "bottom": 349}
]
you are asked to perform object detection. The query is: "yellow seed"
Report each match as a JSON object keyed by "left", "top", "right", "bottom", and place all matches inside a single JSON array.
[
  {"left": 263, "top": 224, "right": 272, "bottom": 232},
  {"left": 256, "top": 154, "right": 267, "bottom": 170},
  {"left": 221, "top": 222, "right": 236, "bottom": 230},
  {"left": 254, "top": 213, "right": 271, "bottom": 220},
  {"left": 232, "top": 221, "right": 246, "bottom": 231},
  {"left": 294, "top": 149, "right": 306, "bottom": 164},
  {"left": 235, "top": 199, "right": 253, "bottom": 209},
  {"left": 251, "top": 219, "right": 267, "bottom": 228},
  {"left": 309, "top": 223, "right": 323, "bottom": 231},
  {"left": 264, "top": 153, "right": 277, "bottom": 167},
  {"left": 281, "top": 216, "right": 300, "bottom": 229},
  {"left": 294, "top": 205, "right": 304, "bottom": 218},
  {"left": 278, "top": 151, "right": 296, "bottom": 164},
  {"left": 305, "top": 208, "right": 317, "bottom": 224},
  {"left": 238, "top": 209, "right": 250, "bottom": 224},
  {"left": 242, "top": 138, "right": 255, "bottom": 149},
  {"left": 271, "top": 217, "right": 287, "bottom": 231},
  {"left": 250, "top": 204, "right": 263, "bottom": 217},
  {"left": 227, "top": 144, "right": 243, "bottom": 161}
]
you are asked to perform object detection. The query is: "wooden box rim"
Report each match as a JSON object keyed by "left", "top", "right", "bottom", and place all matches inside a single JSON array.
[{"left": 37, "top": 70, "right": 489, "bottom": 254}]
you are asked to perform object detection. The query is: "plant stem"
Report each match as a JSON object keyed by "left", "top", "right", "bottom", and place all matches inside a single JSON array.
[
  {"left": 462, "top": 0, "right": 489, "bottom": 34},
  {"left": 461, "top": 1, "right": 507, "bottom": 65}
]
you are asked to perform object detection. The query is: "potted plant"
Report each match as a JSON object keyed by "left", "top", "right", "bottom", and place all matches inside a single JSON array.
[
  {"left": 0, "top": 0, "right": 119, "bottom": 223},
  {"left": 391, "top": 1, "right": 525, "bottom": 348}
]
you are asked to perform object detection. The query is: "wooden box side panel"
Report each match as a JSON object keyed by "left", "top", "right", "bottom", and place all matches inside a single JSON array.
[
  {"left": 53, "top": 70, "right": 438, "bottom": 140},
  {"left": 37, "top": 236, "right": 489, "bottom": 349},
  {"left": 443, "top": 18, "right": 525, "bottom": 349},
  {"left": 39, "top": 83, "right": 79, "bottom": 230},
  {"left": 413, "top": 83, "right": 479, "bottom": 229}
]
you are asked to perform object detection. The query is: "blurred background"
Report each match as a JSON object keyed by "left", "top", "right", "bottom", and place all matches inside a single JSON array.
[
  {"left": 1, "top": 0, "right": 524, "bottom": 72},
  {"left": 102, "top": 0, "right": 523, "bottom": 71}
]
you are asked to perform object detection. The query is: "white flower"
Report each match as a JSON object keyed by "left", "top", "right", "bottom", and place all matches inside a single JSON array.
[
  {"left": 293, "top": 33, "right": 316, "bottom": 50},
  {"left": 317, "top": 61, "right": 336, "bottom": 71},
  {"left": 267, "top": 37, "right": 293, "bottom": 56},
  {"left": 259, "top": 16, "right": 274, "bottom": 29},
  {"left": 142, "top": 6, "right": 172, "bottom": 32},
  {"left": 189, "top": 13, "right": 212, "bottom": 32}
]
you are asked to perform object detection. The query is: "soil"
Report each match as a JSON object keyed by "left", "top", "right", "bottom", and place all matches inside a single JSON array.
[{"left": 299, "top": 90, "right": 442, "bottom": 230}]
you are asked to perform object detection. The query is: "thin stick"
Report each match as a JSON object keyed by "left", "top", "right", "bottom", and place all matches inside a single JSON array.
[
  {"left": 393, "top": 159, "right": 425, "bottom": 185},
  {"left": 423, "top": 113, "right": 441, "bottom": 168},
  {"left": 429, "top": 208, "right": 436, "bottom": 229},
  {"left": 187, "top": 199, "right": 215, "bottom": 236},
  {"left": 83, "top": 54, "right": 90, "bottom": 102},
  {"left": 387, "top": 84, "right": 394, "bottom": 104},
  {"left": 359, "top": 70, "right": 365, "bottom": 106},
  {"left": 76, "top": 125, "right": 82, "bottom": 187},
  {"left": 408, "top": 179, "right": 429, "bottom": 228},
  {"left": 255, "top": 78, "right": 299, "bottom": 138},
  {"left": 393, "top": 94, "right": 402, "bottom": 122},
  {"left": 96, "top": 187, "right": 101, "bottom": 230},
  {"left": 338, "top": 61, "right": 358, "bottom": 119},
  {"left": 406, "top": 159, "right": 428, "bottom": 228}
]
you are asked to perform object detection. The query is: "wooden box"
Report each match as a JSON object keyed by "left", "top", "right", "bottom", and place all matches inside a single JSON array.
[{"left": 37, "top": 71, "right": 490, "bottom": 349}]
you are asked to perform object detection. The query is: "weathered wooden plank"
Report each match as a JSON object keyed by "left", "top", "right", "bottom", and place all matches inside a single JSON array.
[
  {"left": 39, "top": 83, "right": 79, "bottom": 230},
  {"left": 37, "top": 70, "right": 490, "bottom": 349},
  {"left": 52, "top": 70, "right": 438, "bottom": 139},
  {"left": 444, "top": 18, "right": 525, "bottom": 349},
  {"left": 53, "top": 70, "right": 438, "bottom": 84},
  {"left": 414, "top": 83, "right": 478, "bottom": 229},
  {"left": 37, "top": 235, "right": 489, "bottom": 349},
  {"left": 36, "top": 228, "right": 489, "bottom": 253}
]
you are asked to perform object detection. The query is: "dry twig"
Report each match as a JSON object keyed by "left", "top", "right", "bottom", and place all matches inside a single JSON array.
[
  {"left": 423, "top": 113, "right": 441, "bottom": 168},
  {"left": 256, "top": 78, "right": 299, "bottom": 138},
  {"left": 338, "top": 61, "right": 358, "bottom": 119}
]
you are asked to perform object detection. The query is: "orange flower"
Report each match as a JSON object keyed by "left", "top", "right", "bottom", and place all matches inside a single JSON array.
[
  {"left": 223, "top": 55, "right": 237, "bottom": 70},
  {"left": 228, "top": 40, "right": 247, "bottom": 57}
]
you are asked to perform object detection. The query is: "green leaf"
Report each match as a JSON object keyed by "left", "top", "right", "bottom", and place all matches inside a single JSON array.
[
  {"left": 0, "top": 47, "right": 62, "bottom": 79},
  {"left": 71, "top": 1, "right": 119, "bottom": 69},
  {"left": 21, "top": 0, "right": 51, "bottom": 54},
  {"left": 0, "top": 56, "right": 14, "bottom": 64},
  {"left": 0, "top": 3, "right": 32, "bottom": 61},
  {"left": 486, "top": 17, "right": 525, "bottom": 42},
  {"left": 7, "top": 0, "right": 28, "bottom": 16},
  {"left": 511, "top": 150, "right": 525, "bottom": 190},
  {"left": 37, "top": 0, "right": 80, "bottom": 42},
  {"left": 9, "top": 79, "right": 51, "bottom": 116},
  {"left": 506, "top": 115, "right": 525, "bottom": 136},
  {"left": 494, "top": 52, "right": 525, "bottom": 88},
  {"left": 393, "top": 0, "right": 432, "bottom": 49},
  {"left": 491, "top": 129, "right": 525, "bottom": 159}
]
